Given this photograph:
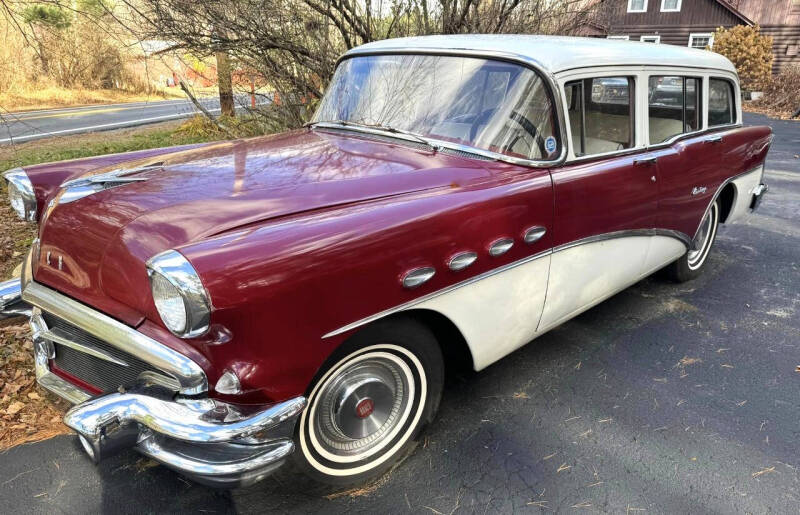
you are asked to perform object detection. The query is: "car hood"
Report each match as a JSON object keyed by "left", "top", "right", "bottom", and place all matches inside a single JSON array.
[{"left": 33, "top": 129, "right": 491, "bottom": 324}]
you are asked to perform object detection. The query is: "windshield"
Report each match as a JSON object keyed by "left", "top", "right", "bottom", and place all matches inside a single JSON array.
[{"left": 313, "top": 54, "right": 560, "bottom": 161}]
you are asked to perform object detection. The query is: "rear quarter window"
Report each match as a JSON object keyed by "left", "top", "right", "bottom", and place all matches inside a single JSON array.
[{"left": 709, "top": 78, "right": 736, "bottom": 126}]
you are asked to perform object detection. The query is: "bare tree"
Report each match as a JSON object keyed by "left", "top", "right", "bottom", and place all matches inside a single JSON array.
[{"left": 112, "top": 0, "right": 598, "bottom": 128}]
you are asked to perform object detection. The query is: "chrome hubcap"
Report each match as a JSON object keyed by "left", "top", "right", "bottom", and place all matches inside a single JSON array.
[
  {"left": 688, "top": 204, "right": 716, "bottom": 269},
  {"left": 315, "top": 357, "right": 409, "bottom": 457}
]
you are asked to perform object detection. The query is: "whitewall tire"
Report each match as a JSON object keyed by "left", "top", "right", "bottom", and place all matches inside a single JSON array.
[
  {"left": 294, "top": 318, "right": 443, "bottom": 485},
  {"left": 667, "top": 200, "right": 720, "bottom": 282}
]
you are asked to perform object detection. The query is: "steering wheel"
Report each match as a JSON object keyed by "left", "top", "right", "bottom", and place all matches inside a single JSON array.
[{"left": 507, "top": 110, "right": 548, "bottom": 158}]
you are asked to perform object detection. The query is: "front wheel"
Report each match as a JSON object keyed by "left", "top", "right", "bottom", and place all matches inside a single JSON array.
[
  {"left": 666, "top": 200, "right": 720, "bottom": 282},
  {"left": 294, "top": 318, "right": 443, "bottom": 486}
]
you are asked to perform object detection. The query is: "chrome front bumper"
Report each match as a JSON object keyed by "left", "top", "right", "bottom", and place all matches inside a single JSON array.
[
  {"left": 24, "top": 278, "right": 306, "bottom": 488},
  {"left": 0, "top": 278, "right": 31, "bottom": 321}
]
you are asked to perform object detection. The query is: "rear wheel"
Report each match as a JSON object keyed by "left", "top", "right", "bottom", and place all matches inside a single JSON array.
[
  {"left": 666, "top": 200, "right": 720, "bottom": 282},
  {"left": 294, "top": 318, "right": 443, "bottom": 486}
]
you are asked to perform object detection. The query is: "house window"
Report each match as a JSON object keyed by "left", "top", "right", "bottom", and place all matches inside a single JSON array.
[
  {"left": 607, "top": 35, "right": 630, "bottom": 40},
  {"left": 648, "top": 76, "right": 701, "bottom": 144},
  {"left": 689, "top": 33, "right": 714, "bottom": 49},
  {"left": 565, "top": 77, "right": 635, "bottom": 157},
  {"left": 641, "top": 35, "right": 661, "bottom": 43},
  {"left": 661, "top": 0, "right": 681, "bottom": 12},
  {"left": 627, "top": 0, "right": 647, "bottom": 12}
]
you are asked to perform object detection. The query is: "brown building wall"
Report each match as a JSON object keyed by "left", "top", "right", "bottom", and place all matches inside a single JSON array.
[
  {"left": 600, "top": 0, "right": 799, "bottom": 74},
  {"left": 606, "top": 0, "right": 745, "bottom": 29},
  {"left": 760, "top": 25, "right": 800, "bottom": 74}
]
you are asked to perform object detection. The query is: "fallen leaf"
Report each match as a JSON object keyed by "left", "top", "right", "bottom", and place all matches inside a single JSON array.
[{"left": 6, "top": 402, "right": 25, "bottom": 415}]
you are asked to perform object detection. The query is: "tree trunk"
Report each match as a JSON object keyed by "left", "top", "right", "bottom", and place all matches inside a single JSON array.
[{"left": 216, "top": 50, "right": 235, "bottom": 117}]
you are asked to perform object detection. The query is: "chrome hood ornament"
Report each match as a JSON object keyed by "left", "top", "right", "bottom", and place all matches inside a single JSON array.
[{"left": 58, "top": 163, "right": 162, "bottom": 205}]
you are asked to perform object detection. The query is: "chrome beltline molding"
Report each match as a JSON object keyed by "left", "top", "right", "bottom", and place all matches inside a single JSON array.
[
  {"left": 553, "top": 228, "right": 692, "bottom": 253},
  {"left": 322, "top": 228, "right": 692, "bottom": 339},
  {"left": 22, "top": 280, "right": 208, "bottom": 395}
]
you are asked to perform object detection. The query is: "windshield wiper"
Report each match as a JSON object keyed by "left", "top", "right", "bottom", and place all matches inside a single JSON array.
[{"left": 308, "top": 120, "right": 439, "bottom": 152}]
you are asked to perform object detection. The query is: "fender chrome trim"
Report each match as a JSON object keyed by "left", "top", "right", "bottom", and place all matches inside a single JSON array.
[
  {"left": 322, "top": 228, "right": 693, "bottom": 340},
  {"left": 694, "top": 164, "right": 764, "bottom": 240},
  {"left": 322, "top": 248, "right": 554, "bottom": 338},
  {"left": 553, "top": 228, "right": 692, "bottom": 253},
  {"left": 22, "top": 280, "right": 208, "bottom": 395}
]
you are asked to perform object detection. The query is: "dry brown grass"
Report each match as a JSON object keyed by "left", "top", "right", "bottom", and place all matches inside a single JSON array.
[{"left": 0, "top": 85, "right": 186, "bottom": 113}]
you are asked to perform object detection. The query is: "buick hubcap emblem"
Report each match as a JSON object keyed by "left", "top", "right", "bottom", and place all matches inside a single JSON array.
[{"left": 355, "top": 398, "right": 374, "bottom": 418}]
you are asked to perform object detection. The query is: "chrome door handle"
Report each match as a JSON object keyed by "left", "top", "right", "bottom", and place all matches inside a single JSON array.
[
  {"left": 633, "top": 156, "right": 657, "bottom": 165},
  {"left": 704, "top": 135, "right": 723, "bottom": 144}
]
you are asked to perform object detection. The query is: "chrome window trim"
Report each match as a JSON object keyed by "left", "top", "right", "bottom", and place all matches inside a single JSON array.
[
  {"left": 22, "top": 280, "right": 208, "bottom": 395},
  {"left": 330, "top": 48, "right": 569, "bottom": 169},
  {"left": 322, "top": 228, "right": 694, "bottom": 339},
  {"left": 313, "top": 123, "right": 535, "bottom": 167},
  {"left": 707, "top": 76, "right": 738, "bottom": 127}
]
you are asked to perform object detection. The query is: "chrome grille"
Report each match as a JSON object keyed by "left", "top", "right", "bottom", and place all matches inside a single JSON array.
[{"left": 42, "top": 312, "right": 177, "bottom": 394}]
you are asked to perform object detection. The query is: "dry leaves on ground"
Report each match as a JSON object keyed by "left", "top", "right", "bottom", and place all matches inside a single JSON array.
[{"left": 0, "top": 322, "right": 70, "bottom": 450}]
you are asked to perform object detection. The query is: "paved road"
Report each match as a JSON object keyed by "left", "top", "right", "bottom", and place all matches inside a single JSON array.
[
  {"left": 0, "top": 114, "right": 798, "bottom": 514},
  {"left": 0, "top": 95, "right": 263, "bottom": 144}
]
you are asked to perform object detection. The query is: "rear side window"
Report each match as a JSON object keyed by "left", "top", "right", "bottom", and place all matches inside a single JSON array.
[
  {"left": 565, "top": 76, "right": 634, "bottom": 157},
  {"left": 648, "top": 76, "right": 701, "bottom": 144},
  {"left": 709, "top": 78, "right": 736, "bottom": 126}
]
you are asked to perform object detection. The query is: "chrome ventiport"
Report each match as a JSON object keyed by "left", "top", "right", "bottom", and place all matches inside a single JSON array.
[
  {"left": 488, "top": 238, "right": 514, "bottom": 257},
  {"left": 448, "top": 251, "right": 477, "bottom": 271},
  {"left": 523, "top": 226, "right": 547, "bottom": 245},
  {"left": 402, "top": 267, "right": 436, "bottom": 289}
]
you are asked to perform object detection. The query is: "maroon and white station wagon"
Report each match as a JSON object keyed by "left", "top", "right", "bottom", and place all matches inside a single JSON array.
[{"left": 0, "top": 36, "right": 771, "bottom": 487}]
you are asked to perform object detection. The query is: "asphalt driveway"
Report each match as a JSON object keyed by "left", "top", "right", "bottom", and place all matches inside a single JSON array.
[{"left": 1, "top": 113, "right": 798, "bottom": 514}]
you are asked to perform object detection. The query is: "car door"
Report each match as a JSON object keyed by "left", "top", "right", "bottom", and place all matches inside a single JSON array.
[
  {"left": 537, "top": 74, "right": 661, "bottom": 333},
  {"left": 648, "top": 75, "right": 719, "bottom": 241}
]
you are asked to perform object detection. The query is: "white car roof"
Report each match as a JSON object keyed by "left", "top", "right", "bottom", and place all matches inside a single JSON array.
[{"left": 345, "top": 35, "right": 738, "bottom": 75}]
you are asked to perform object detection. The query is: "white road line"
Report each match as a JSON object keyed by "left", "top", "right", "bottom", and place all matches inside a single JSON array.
[
  {"left": 0, "top": 101, "right": 271, "bottom": 144},
  {"left": 0, "top": 109, "right": 220, "bottom": 144},
  {"left": 5, "top": 98, "right": 212, "bottom": 117}
]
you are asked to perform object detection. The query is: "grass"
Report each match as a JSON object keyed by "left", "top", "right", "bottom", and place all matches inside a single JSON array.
[
  {"left": 0, "top": 86, "right": 190, "bottom": 113},
  {"left": 0, "top": 118, "right": 233, "bottom": 172}
]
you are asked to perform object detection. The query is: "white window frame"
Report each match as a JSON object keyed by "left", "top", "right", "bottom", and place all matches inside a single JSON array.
[
  {"left": 688, "top": 33, "right": 714, "bottom": 49},
  {"left": 607, "top": 35, "right": 630, "bottom": 40},
  {"left": 660, "top": 0, "right": 682, "bottom": 12},
  {"left": 640, "top": 35, "right": 661, "bottom": 43},
  {"left": 627, "top": 0, "right": 648, "bottom": 13}
]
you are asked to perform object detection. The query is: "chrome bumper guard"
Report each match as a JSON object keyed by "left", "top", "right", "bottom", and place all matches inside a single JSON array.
[
  {"left": 0, "top": 278, "right": 31, "bottom": 321},
  {"left": 64, "top": 391, "right": 306, "bottom": 488},
  {"left": 24, "top": 276, "right": 307, "bottom": 488}
]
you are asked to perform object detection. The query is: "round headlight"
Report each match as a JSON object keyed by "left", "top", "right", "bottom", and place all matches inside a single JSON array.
[
  {"left": 3, "top": 168, "right": 37, "bottom": 222},
  {"left": 146, "top": 250, "right": 211, "bottom": 338},
  {"left": 151, "top": 272, "right": 188, "bottom": 334}
]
